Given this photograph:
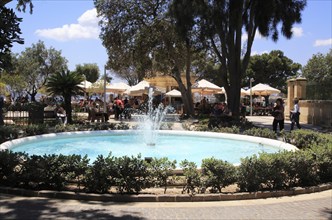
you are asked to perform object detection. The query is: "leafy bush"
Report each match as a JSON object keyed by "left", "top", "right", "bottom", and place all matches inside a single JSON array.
[
  {"left": 282, "top": 129, "right": 331, "bottom": 149},
  {"left": 214, "top": 126, "right": 240, "bottom": 134},
  {"left": 312, "top": 143, "right": 332, "bottom": 182},
  {"left": 147, "top": 157, "right": 176, "bottom": 194},
  {"left": 0, "top": 150, "right": 27, "bottom": 186},
  {"left": 112, "top": 154, "right": 149, "bottom": 193},
  {"left": 201, "top": 158, "right": 237, "bottom": 193},
  {"left": 24, "top": 124, "right": 50, "bottom": 136},
  {"left": 243, "top": 128, "right": 277, "bottom": 139},
  {"left": 19, "top": 154, "right": 69, "bottom": 190},
  {"left": 180, "top": 160, "right": 201, "bottom": 194},
  {"left": 62, "top": 155, "right": 89, "bottom": 189},
  {"left": 84, "top": 154, "right": 115, "bottom": 193}
]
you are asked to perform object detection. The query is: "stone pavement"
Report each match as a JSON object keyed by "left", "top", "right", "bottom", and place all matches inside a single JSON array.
[
  {"left": 0, "top": 190, "right": 331, "bottom": 219},
  {"left": 246, "top": 116, "right": 324, "bottom": 132}
]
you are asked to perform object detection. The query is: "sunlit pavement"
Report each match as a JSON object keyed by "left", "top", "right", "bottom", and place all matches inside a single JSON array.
[{"left": 0, "top": 190, "right": 331, "bottom": 219}]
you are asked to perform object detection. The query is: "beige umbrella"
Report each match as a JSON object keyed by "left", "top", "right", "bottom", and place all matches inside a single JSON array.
[
  {"left": 106, "top": 82, "right": 131, "bottom": 94},
  {"left": 192, "top": 79, "right": 224, "bottom": 95},
  {"left": 128, "top": 80, "right": 165, "bottom": 96},
  {"left": 245, "top": 83, "right": 281, "bottom": 96},
  {"left": 165, "top": 89, "right": 182, "bottom": 97}
]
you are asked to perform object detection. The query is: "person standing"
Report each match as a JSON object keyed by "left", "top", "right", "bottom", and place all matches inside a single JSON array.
[
  {"left": 272, "top": 98, "right": 284, "bottom": 133},
  {"left": 290, "top": 98, "right": 301, "bottom": 130}
]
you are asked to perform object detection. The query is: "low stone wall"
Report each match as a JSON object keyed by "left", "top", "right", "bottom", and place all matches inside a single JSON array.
[
  {"left": 285, "top": 100, "right": 332, "bottom": 128},
  {"left": 299, "top": 100, "right": 332, "bottom": 128}
]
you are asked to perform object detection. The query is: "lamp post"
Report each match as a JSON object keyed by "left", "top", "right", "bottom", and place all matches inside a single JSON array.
[
  {"left": 103, "top": 65, "right": 107, "bottom": 113},
  {"left": 250, "top": 78, "right": 255, "bottom": 116}
]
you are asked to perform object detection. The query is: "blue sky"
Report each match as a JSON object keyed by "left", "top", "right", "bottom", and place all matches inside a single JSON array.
[{"left": 7, "top": 0, "right": 332, "bottom": 82}]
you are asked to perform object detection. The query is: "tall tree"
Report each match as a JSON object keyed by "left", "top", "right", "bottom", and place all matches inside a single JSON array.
[
  {"left": 46, "top": 70, "right": 84, "bottom": 124},
  {"left": 74, "top": 63, "right": 100, "bottom": 83},
  {"left": 16, "top": 41, "right": 68, "bottom": 101},
  {"left": 0, "top": 0, "right": 33, "bottom": 73},
  {"left": 244, "top": 50, "right": 301, "bottom": 93},
  {"left": 302, "top": 49, "right": 332, "bottom": 84},
  {"left": 95, "top": 0, "right": 198, "bottom": 115},
  {"left": 170, "top": 0, "right": 306, "bottom": 117}
]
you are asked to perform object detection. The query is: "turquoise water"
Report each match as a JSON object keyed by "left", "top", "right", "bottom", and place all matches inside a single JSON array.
[{"left": 10, "top": 133, "right": 281, "bottom": 166}]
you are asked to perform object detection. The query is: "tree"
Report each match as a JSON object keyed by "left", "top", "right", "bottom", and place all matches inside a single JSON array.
[
  {"left": 170, "top": 0, "right": 306, "bottom": 117},
  {"left": 16, "top": 41, "right": 68, "bottom": 101},
  {"left": 0, "top": 0, "right": 33, "bottom": 73},
  {"left": 74, "top": 63, "right": 100, "bottom": 83},
  {"left": 302, "top": 49, "right": 332, "bottom": 84},
  {"left": 46, "top": 70, "right": 84, "bottom": 124},
  {"left": 95, "top": 0, "right": 198, "bottom": 115},
  {"left": 244, "top": 50, "right": 301, "bottom": 93}
]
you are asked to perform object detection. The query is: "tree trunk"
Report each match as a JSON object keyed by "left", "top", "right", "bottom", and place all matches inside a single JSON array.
[{"left": 64, "top": 95, "right": 72, "bottom": 124}]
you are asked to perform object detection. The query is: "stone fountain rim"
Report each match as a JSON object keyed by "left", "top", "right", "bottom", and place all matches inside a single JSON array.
[{"left": 0, "top": 130, "right": 298, "bottom": 152}]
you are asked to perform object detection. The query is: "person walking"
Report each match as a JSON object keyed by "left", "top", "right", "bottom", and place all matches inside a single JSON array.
[
  {"left": 272, "top": 98, "right": 284, "bottom": 133},
  {"left": 290, "top": 98, "right": 301, "bottom": 131}
]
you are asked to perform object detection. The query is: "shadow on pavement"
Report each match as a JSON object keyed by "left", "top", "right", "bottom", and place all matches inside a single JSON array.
[{"left": 0, "top": 194, "right": 144, "bottom": 220}]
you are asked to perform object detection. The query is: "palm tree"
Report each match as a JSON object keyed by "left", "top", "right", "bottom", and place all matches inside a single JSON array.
[{"left": 46, "top": 70, "right": 84, "bottom": 124}]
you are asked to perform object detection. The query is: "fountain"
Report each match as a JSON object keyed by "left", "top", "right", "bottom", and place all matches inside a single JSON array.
[
  {"left": 0, "top": 87, "right": 298, "bottom": 166},
  {"left": 138, "top": 87, "right": 172, "bottom": 146}
]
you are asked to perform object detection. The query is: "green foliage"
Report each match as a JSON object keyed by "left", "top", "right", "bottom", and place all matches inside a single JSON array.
[
  {"left": 201, "top": 158, "right": 237, "bottom": 193},
  {"left": 282, "top": 129, "right": 331, "bottom": 149},
  {"left": 180, "top": 160, "right": 201, "bottom": 194},
  {"left": 62, "top": 155, "right": 89, "bottom": 189},
  {"left": 74, "top": 63, "right": 100, "bottom": 83},
  {"left": 19, "top": 154, "right": 68, "bottom": 190},
  {"left": 84, "top": 155, "right": 114, "bottom": 193},
  {"left": 24, "top": 124, "right": 49, "bottom": 136},
  {"left": 46, "top": 70, "right": 84, "bottom": 124},
  {"left": 243, "top": 127, "right": 277, "bottom": 139},
  {"left": 0, "top": 6, "right": 23, "bottom": 72},
  {"left": 147, "top": 157, "right": 176, "bottom": 194},
  {"left": 244, "top": 50, "right": 301, "bottom": 92},
  {"left": 311, "top": 143, "right": 332, "bottom": 182},
  {"left": 112, "top": 154, "right": 149, "bottom": 194},
  {"left": 0, "top": 150, "right": 27, "bottom": 186}
]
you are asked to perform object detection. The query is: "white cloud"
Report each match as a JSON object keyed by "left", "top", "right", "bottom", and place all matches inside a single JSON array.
[
  {"left": 35, "top": 8, "right": 100, "bottom": 41},
  {"left": 291, "top": 27, "right": 303, "bottom": 37},
  {"left": 314, "top": 38, "right": 332, "bottom": 47}
]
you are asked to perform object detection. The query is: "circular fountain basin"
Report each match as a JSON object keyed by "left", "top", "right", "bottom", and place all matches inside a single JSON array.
[{"left": 0, "top": 130, "right": 297, "bottom": 166}]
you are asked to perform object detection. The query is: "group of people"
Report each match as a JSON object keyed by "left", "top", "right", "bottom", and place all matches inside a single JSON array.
[{"left": 272, "top": 98, "right": 301, "bottom": 133}]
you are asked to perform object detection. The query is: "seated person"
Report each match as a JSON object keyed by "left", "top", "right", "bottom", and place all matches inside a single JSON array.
[{"left": 56, "top": 105, "right": 67, "bottom": 124}]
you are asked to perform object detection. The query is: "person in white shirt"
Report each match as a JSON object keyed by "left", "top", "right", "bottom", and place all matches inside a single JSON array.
[{"left": 290, "top": 98, "right": 301, "bottom": 130}]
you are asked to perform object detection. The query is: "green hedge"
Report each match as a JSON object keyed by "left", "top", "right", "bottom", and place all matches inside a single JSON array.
[{"left": 1, "top": 142, "right": 331, "bottom": 194}]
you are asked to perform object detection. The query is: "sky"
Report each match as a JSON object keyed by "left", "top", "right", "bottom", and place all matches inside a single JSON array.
[{"left": 7, "top": 0, "right": 332, "bottom": 83}]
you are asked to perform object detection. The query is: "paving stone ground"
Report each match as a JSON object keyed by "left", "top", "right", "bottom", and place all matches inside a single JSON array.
[{"left": 0, "top": 190, "right": 331, "bottom": 219}]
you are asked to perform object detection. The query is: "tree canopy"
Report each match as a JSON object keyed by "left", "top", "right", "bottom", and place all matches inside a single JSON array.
[
  {"left": 95, "top": 0, "right": 199, "bottom": 115},
  {"left": 244, "top": 50, "right": 301, "bottom": 93},
  {"left": 16, "top": 41, "right": 68, "bottom": 101},
  {"left": 302, "top": 49, "right": 332, "bottom": 84},
  {"left": 74, "top": 63, "right": 100, "bottom": 83},
  {"left": 170, "top": 0, "right": 306, "bottom": 116},
  {"left": 0, "top": 0, "right": 33, "bottom": 72}
]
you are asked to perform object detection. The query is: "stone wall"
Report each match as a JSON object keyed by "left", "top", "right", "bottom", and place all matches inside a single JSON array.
[{"left": 286, "top": 78, "right": 332, "bottom": 128}]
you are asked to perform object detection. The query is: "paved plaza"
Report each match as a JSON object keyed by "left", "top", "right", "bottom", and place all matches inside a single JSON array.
[{"left": 0, "top": 190, "right": 331, "bottom": 219}]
